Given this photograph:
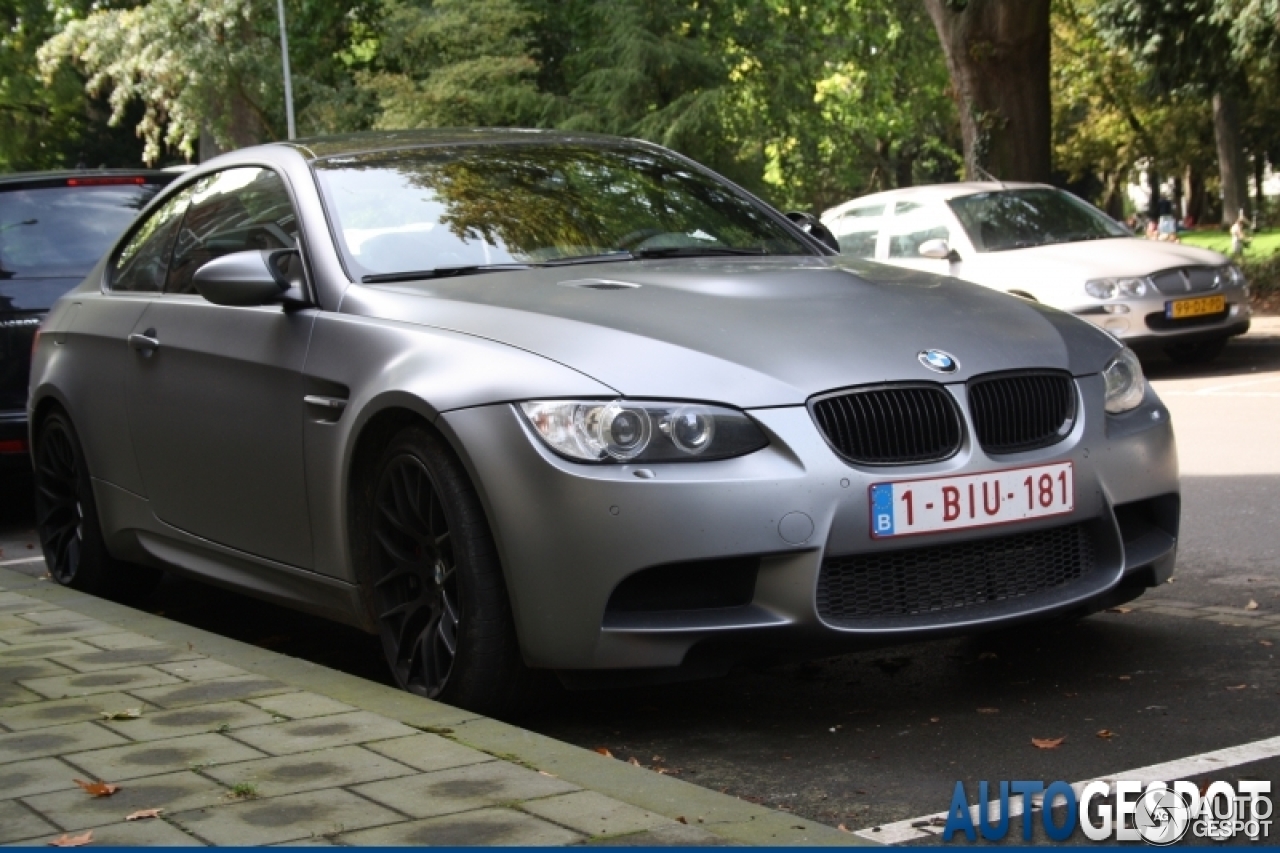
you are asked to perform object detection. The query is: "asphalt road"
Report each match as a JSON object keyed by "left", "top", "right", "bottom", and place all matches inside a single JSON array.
[{"left": 3, "top": 320, "right": 1278, "bottom": 843}]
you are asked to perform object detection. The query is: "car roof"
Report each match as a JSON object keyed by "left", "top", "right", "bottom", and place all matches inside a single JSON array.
[
  {"left": 823, "top": 181, "right": 1054, "bottom": 216},
  {"left": 281, "top": 128, "right": 648, "bottom": 161},
  {"left": 0, "top": 169, "right": 176, "bottom": 190}
]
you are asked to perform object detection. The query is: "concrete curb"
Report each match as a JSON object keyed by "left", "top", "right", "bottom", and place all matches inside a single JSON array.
[{"left": 0, "top": 565, "right": 874, "bottom": 847}]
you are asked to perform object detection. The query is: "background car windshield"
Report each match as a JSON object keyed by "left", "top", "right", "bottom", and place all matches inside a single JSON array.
[
  {"left": 948, "top": 188, "right": 1129, "bottom": 252},
  {"left": 0, "top": 183, "right": 163, "bottom": 278},
  {"left": 313, "top": 144, "right": 811, "bottom": 278}
]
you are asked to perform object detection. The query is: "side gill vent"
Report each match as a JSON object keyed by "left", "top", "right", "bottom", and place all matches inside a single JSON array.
[{"left": 558, "top": 279, "right": 642, "bottom": 291}]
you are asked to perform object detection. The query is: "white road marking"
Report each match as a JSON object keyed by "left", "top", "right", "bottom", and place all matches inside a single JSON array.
[
  {"left": 856, "top": 733, "right": 1280, "bottom": 844},
  {"left": 0, "top": 556, "right": 45, "bottom": 567}
]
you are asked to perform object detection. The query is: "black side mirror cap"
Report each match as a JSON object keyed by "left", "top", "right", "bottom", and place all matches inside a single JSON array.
[
  {"left": 192, "top": 249, "right": 300, "bottom": 307},
  {"left": 785, "top": 211, "right": 841, "bottom": 253}
]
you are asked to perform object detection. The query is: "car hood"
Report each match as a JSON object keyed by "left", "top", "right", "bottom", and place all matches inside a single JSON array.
[
  {"left": 977, "top": 237, "right": 1227, "bottom": 278},
  {"left": 348, "top": 257, "right": 1121, "bottom": 408}
]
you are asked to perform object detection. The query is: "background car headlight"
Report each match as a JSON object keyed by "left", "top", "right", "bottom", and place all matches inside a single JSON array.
[
  {"left": 1223, "top": 264, "right": 1246, "bottom": 287},
  {"left": 1103, "top": 348, "right": 1146, "bottom": 413},
  {"left": 1086, "top": 278, "right": 1147, "bottom": 299},
  {"left": 519, "top": 400, "right": 768, "bottom": 463}
]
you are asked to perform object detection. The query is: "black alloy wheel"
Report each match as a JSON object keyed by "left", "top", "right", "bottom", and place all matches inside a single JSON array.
[
  {"left": 371, "top": 453, "right": 460, "bottom": 697},
  {"left": 33, "top": 410, "right": 161, "bottom": 597},
  {"left": 34, "top": 415, "right": 86, "bottom": 585}
]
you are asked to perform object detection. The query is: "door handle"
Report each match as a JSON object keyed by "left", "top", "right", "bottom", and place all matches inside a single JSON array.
[{"left": 128, "top": 329, "right": 159, "bottom": 356}]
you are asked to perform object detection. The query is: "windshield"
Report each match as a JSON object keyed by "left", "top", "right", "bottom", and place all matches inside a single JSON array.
[
  {"left": 948, "top": 188, "right": 1129, "bottom": 252},
  {"left": 0, "top": 182, "right": 164, "bottom": 279},
  {"left": 313, "top": 143, "right": 811, "bottom": 281}
]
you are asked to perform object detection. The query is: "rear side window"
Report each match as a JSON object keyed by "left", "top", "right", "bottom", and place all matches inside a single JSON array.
[
  {"left": 110, "top": 188, "right": 193, "bottom": 293},
  {"left": 887, "top": 203, "right": 952, "bottom": 259},
  {"left": 1, "top": 181, "right": 164, "bottom": 280},
  {"left": 832, "top": 205, "right": 886, "bottom": 258},
  {"left": 165, "top": 168, "right": 298, "bottom": 295}
]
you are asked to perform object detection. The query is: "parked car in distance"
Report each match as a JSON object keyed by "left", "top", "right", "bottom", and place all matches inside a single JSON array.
[
  {"left": 821, "top": 183, "right": 1250, "bottom": 364},
  {"left": 30, "top": 132, "right": 1178, "bottom": 716},
  {"left": 1, "top": 170, "right": 174, "bottom": 467}
]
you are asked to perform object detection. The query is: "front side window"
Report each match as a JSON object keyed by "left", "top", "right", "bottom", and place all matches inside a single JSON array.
[
  {"left": 948, "top": 188, "right": 1128, "bottom": 252},
  {"left": 312, "top": 143, "right": 811, "bottom": 281},
  {"left": 110, "top": 187, "right": 193, "bottom": 293},
  {"left": 887, "top": 202, "right": 952, "bottom": 259},
  {"left": 166, "top": 168, "right": 298, "bottom": 295}
]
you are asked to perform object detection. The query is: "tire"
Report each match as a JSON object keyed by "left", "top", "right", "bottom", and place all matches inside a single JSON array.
[
  {"left": 33, "top": 409, "right": 162, "bottom": 599},
  {"left": 1163, "top": 336, "right": 1228, "bottom": 365},
  {"left": 356, "top": 423, "right": 540, "bottom": 717}
]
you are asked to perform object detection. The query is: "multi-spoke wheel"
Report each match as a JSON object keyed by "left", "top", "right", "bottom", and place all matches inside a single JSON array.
[
  {"left": 359, "top": 423, "right": 538, "bottom": 716},
  {"left": 372, "top": 453, "right": 462, "bottom": 697},
  {"left": 33, "top": 410, "right": 161, "bottom": 597}
]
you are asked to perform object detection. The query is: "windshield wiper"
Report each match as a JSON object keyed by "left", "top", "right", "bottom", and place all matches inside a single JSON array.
[
  {"left": 362, "top": 263, "right": 532, "bottom": 283},
  {"left": 539, "top": 251, "right": 637, "bottom": 265},
  {"left": 633, "top": 246, "right": 768, "bottom": 259}
]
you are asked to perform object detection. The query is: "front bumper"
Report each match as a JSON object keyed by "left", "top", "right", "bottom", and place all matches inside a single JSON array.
[
  {"left": 440, "top": 373, "right": 1179, "bottom": 672},
  {"left": 1070, "top": 285, "right": 1251, "bottom": 345}
]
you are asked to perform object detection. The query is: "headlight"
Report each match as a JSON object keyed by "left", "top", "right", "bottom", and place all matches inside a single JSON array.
[
  {"left": 1103, "top": 348, "right": 1146, "bottom": 414},
  {"left": 518, "top": 400, "right": 769, "bottom": 463},
  {"left": 1223, "top": 264, "right": 1246, "bottom": 287},
  {"left": 1086, "top": 278, "right": 1147, "bottom": 299}
]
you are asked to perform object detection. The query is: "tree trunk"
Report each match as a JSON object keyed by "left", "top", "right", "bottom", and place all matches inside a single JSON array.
[
  {"left": 1183, "top": 163, "right": 1205, "bottom": 226},
  {"left": 1147, "top": 166, "right": 1160, "bottom": 222},
  {"left": 1213, "top": 90, "right": 1249, "bottom": 225},
  {"left": 923, "top": 0, "right": 1051, "bottom": 182}
]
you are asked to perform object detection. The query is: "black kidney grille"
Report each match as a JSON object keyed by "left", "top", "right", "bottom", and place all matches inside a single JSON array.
[
  {"left": 968, "top": 372, "right": 1075, "bottom": 454},
  {"left": 817, "top": 523, "right": 1096, "bottom": 624},
  {"left": 811, "top": 386, "right": 961, "bottom": 465}
]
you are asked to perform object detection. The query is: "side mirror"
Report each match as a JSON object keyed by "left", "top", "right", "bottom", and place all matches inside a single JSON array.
[
  {"left": 192, "top": 249, "right": 298, "bottom": 307},
  {"left": 918, "top": 238, "right": 959, "bottom": 261},
  {"left": 785, "top": 211, "right": 841, "bottom": 253}
]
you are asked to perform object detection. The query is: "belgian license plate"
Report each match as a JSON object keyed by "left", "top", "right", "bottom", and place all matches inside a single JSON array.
[
  {"left": 1166, "top": 294, "right": 1226, "bottom": 319},
  {"left": 870, "top": 462, "right": 1074, "bottom": 538}
]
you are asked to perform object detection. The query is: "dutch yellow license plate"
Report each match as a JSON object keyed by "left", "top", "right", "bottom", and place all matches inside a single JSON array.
[{"left": 1166, "top": 294, "right": 1226, "bottom": 319}]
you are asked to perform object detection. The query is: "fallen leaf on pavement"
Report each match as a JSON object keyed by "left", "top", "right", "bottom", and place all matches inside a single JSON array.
[
  {"left": 48, "top": 831, "right": 93, "bottom": 847},
  {"left": 1032, "top": 737, "right": 1066, "bottom": 750},
  {"left": 537, "top": 771, "right": 558, "bottom": 778},
  {"left": 1245, "top": 600, "right": 1259, "bottom": 610},
  {"left": 1261, "top": 640, "right": 1273, "bottom": 647},
  {"left": 99, "top": 708, "right": 141, "bottom": 721},
  {"left": 837, "top": 824, "right": 851, "bottom": 833},
  {"left": 1226, "top": 684, "right": 1248, "bottom": 691},
  {"left": 593, "top": 747, "right": 614, "bottom": 758},
  {"left": 977, "top": 707, "right": 999, "bottom": 714},
  {"left": 1096, "top": 729, "right": 1116, "bottom": 739},
  {"left": 1106, "top": 607, "right": 1132, "bottom": 614},
  {"left": 627, "top": 757, "right": 640, "bottom": 766},
  {"left": 74, "top": 779, "right": 120, "bottom": 797},
  {"left": 125, "top": 808, "right": 163, "bottom": 821},
  {"left": 1118, "top": 675, "right": 1132, "bottom": 681},
  {"left": 929, "top": 717, "right": 940, "bottom": 723},
  {"left": 676, "top": 816, "right": 688, "bottom": 824}
]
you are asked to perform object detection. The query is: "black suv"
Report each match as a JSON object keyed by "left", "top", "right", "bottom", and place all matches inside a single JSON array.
[{"left": 1, "top": 171, "right": 175, "bottom": 467}]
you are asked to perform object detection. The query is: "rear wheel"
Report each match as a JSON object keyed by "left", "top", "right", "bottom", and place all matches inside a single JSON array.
[
  {"left": 1164, "top": 336, "right": 1228, "bottom": 365},
  {"left": 33, "top": 410, "right": 161, "bottom": 598},
  {"left": 358, "top": 424, "right": 538, "bottom": 717}
]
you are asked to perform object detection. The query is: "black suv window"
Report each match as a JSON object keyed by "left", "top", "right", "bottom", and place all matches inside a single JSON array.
[
  {"left": 110, "top": 187, "right": 193, "bottom": 293},
  {"left": 166, "top": 168, "right": 298, "bottom": 295}
]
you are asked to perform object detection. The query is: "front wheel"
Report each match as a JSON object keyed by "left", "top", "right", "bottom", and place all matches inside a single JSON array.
[
  {"left": 33, "top": 410, "right": 161, "bottom": 598},
  {"left": 357, "top": 424, "right": 539, "bottom": 717}
]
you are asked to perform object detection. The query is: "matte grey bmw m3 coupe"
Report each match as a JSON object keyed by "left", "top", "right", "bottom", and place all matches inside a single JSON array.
[{"left": 28, "top": 131, "right": 1179, "bottom": 715}]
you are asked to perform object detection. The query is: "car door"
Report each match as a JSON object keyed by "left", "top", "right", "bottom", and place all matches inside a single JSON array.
[{"left": 124, "top": 167, "right": 317, "bottom": 569}]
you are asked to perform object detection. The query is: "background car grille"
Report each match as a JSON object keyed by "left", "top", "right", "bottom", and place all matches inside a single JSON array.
[
  {"left": 817, "top": 523, "right": 1097, "bottom": 624},
  {"left": 968, "top": 372, "right": 1075, "bottom": 454},
  {"left": 810, "top": 385, "right": 961, "bottom": 465},
  {"left": 1150, "top": 266, "right": 1221, "bottom": 295}
]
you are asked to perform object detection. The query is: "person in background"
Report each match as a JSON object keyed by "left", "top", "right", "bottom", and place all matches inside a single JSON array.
[{"left": 1230, "top": 211, "right": 1251, "bottom": 260}]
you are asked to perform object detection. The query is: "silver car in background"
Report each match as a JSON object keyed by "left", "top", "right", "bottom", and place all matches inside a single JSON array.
[
  {"left": 29, "top": 133, "right": 1179, "bottom": 716},
  {"left": 822, "top": 183, "right": 1250, "bottom": 364}
]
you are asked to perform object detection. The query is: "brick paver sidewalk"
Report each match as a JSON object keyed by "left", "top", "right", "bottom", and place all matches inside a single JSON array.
[{"left": 0, "top": 561, "right": 868, "bottom": 847}]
